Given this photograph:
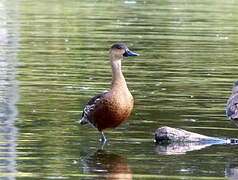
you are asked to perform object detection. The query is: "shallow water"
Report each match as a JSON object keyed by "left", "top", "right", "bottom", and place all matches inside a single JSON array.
[{"left": 1, "top": 0, "right": 238, "bottom": 179}]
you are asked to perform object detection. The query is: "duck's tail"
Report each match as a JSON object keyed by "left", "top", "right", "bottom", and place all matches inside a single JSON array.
[
  {"left": 78, "top": 110, "right": 89, "bottom": 125},
  {"left": 79, "top": 116, "right": 88, "bottom": 125}
]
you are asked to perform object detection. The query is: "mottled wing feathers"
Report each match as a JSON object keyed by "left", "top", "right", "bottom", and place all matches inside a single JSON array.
[
  {"left": 80, "top": 91, "right": 108, "bottom": 125},
  {"left": 87, "top": 92, "right": 107, "bottom": 105},
  {"left": 226, "top": 93, "right": 238, "bottom": 120}
]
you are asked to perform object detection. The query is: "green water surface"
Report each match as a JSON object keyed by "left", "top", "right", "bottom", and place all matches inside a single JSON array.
[{"left": 1, "top": 0, "right": 238, "bottom": 179}]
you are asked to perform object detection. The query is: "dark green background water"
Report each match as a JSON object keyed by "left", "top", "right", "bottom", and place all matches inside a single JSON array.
[{"left": 1, "top": 0, "right": 238, "bottom": 179}]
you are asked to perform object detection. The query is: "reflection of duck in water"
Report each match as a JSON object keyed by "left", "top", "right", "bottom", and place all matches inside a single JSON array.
[
  {"left": 226, "top": 81, "right": 238, "bottom": 121},
  {"left": 79, "top": 44, "right": 139, "bottom": 142},
  {"left": 82, "top": 150, "right": 132, "bottom": 180}
]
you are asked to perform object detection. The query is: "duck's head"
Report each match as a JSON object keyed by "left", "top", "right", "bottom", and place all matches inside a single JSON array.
[
  {"left": 109, "top": 44, "right": 139, "bottom": 61},
  {"left": 232, "top": 81, "right": 238, "bottom": 94}
]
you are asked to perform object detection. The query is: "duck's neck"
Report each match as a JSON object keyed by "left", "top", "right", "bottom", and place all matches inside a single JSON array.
[{"left": 111, "top": 59, "right": 127, "bottom": 90}]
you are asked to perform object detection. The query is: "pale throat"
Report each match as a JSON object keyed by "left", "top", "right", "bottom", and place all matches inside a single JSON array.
[{"left": 111, "top": 59, "right": 127, "bottom": 89}]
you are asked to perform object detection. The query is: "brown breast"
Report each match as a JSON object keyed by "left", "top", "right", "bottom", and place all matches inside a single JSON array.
[{"left": 89, "top": 89, "right": 134, "bottom": 131}]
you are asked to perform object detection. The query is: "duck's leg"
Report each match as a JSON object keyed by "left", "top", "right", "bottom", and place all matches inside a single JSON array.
[{"left": 99, "top": 131, "right": 107, "bottom": 143}]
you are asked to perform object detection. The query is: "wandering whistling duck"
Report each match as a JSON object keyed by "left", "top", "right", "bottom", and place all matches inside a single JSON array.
[
  {"left": 79, "top": 44, "right": 139, "bottom": 142},
  {"left": 226, "top": 81, "right": 238, "bottom": 120}
]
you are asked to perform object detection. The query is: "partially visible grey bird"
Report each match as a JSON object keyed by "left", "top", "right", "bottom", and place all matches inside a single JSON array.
[{"left": 226, "top": 81, "right": 238, "bottom": 120}]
